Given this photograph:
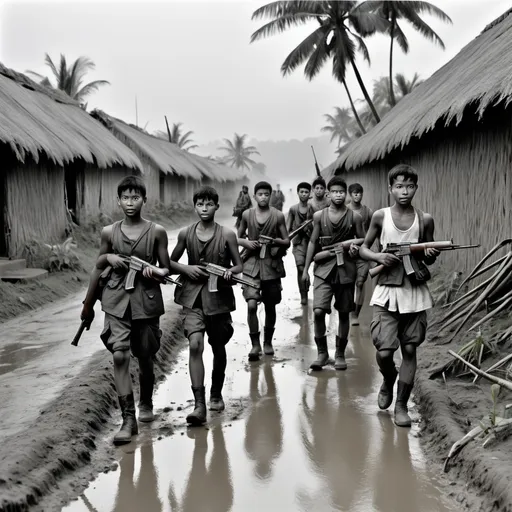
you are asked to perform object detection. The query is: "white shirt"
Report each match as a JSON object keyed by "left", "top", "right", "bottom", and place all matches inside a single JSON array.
[{"left": 370, "top": 208, "right": 433, "bottom": 313}]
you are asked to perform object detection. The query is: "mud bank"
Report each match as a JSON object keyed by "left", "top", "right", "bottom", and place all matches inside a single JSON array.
[
  {"left": 414, "top": 308, "right": 512, "bottom": 511},
  {"left": 0, "top": 305, "right": 186, "bottom": 512}
]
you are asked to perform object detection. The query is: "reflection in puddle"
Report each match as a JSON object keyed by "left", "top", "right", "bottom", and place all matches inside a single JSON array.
[{"left": 0, "top": 343, "right": 51, "bottom": 376}]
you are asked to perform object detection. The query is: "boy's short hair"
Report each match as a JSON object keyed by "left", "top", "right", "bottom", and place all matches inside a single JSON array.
[
  {"left": 254, "top": 181, "right": 272, "bottom": 194},
  {"left": 388, "top": 164, "right": 418, "bottom": 186},
  {"left": 312, "top": 177, "right": 326, "bottom": 189},
  {"left": 242, "top": 185, "right": 248, "bottom": 192},
  {"left": 117, "top": 175, "right": 147, "bottom": 198},
  {"left": 297, "top": 181, "right": 312, "bottom": 192},
  {"left": 348, "top": 183, "right": 363, "bottom": 194},
  {"left": 193, "top": 186, "right": 219, "bottom": 205},
  {"left": 327, "top": 176, "right": 347, "bottom": 191}
]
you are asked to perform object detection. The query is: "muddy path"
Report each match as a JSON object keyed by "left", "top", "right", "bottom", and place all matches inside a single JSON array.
[{"left": 51, "top": 248, "right": 457, "bottom": 512}]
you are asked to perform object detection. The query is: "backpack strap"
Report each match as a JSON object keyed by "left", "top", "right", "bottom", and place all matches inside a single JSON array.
[{"left": 415, "top": 208, "right": 425, "bottom": 242}]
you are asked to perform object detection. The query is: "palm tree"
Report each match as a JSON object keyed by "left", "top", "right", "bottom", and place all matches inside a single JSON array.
[
  {"left": 251, "top": 1, "right": 388, "bottom": 125},
  {"left": 360, "top": 1, "right": 451, "bottom": 106},
  {"left": 155, "top": 121, "right": 198, "bottom": 151},
  {"left": 27, "top": 53, "right": 109, "bottom": 105},
  {"left": 218, "top": 134, "right": 261, "bottom": 171},
  {"left": 321, "top": 107, "right": 354, "bottom": 146},
  {"left": 394, "top": 72, "right": 422, "bottom": 100}
]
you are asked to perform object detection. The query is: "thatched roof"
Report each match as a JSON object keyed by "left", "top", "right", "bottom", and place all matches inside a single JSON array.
[
  {"left": 0, "top": 63, "right": 142, "bottom": 170},
  {"left": 323, "top": 8, "right": 512, "bottom": 176},
  {"left": 93, "top": 111, "right": 243, "bottom": 182}
]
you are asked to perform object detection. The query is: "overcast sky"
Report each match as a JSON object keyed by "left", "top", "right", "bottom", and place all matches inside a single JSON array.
[{"left": 1, "top": 0, "right": 510, "bottom": 146}]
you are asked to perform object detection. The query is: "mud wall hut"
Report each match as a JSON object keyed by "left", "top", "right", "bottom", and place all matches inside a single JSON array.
[
  {"left": 0, "top": 64, "right": 142, "bottom": 258},
  {"left": 322, "top": 9, "right": 512, "bottom": 273},
  {"left": 92, "top": 111, "right": 244, "bottom": 207}
]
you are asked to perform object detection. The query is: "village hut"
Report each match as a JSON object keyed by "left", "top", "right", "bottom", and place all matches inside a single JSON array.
[
  {"left": 91, "top": 111, "right": 245, "bottom": 206},
  {"left": 322, "top": 9, "right": 512, "bottom": 272},
  {"left": 0, "top": 63, "right": 142, "bottom": 258}
]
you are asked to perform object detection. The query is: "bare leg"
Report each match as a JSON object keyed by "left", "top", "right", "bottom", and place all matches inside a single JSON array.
[
  {"left": 337, "top": 312, "right": 350, "bottom": 340},
  {"left": 352, "top": 278, "right": 366, "bottom": 325},
  {"left": 247, "top": 299, "right": 262, "bottom": 361},
  {"left": 398, "top": 344, "right": 417, "bottom": 384},
  {"left": 313, "top": 308, "right": 326, "bottom": 338},
  {"left": 264, "top": 302, "right": 276, "bottom": 330},
  {"left": 395, "top": 344, "right": 416, "bottom": 427},
  {"left": 189, "top": 332, "right": 205, "bottom": 388},
  {"left": 137, "top": 356, "right": 155, "bottom": 421},
  {"left": 113, "top": 350, "right": 132, "bottom": 396}
]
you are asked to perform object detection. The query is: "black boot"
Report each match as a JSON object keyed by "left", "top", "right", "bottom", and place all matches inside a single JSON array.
[
  {"left": 334, "top": 336, "right": 348, "bottom": 370},
  {"left": 138, "top": 373, "right": 155, "bottom": 422},
  {"left": 210, "top": 367, "right": 225, "bottom": 412},
  {"left": 377, "top": 366, "right": 398, "bottom": 410},
  {"left": 248, "top": 332, "right": 262, "bottom": 361},
  {"left": 114, "top": 393, "right": 138, "bottom": 445},
  {"left": 263, "top": 327, "right": 275, "bottom": 356},
  {"left": 310, "top": 336, "right": 329, "bottom": 371},
  {"left": 394, "top": 381, "right": 414, "bottom": 427},
  {"left": 186, "top": 386, "right": 207, "bottom": 426}
]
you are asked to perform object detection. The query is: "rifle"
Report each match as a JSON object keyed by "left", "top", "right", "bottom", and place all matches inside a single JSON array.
[
  {"left": 311, "top": 146, "right": 321, "bottom": 177},
  {"left": 313, "top": 238, "right": 364, "bottom": 266},
  {"left": 369, "top": 240, "right": 480, "bottom": 278},
  {"left": 123, "top": 255, "right": 182, "bottom": 290},
  {"left": 289, "top": 218, "right": 313, "bottom": 240},
  {"left": 71, "top": 315, "right": 94, "bottom": 347},
  {"left": 199, "top": 262, "right": 260, "bottom": 292}
]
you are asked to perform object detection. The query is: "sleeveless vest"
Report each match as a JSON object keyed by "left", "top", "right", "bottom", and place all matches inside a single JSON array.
[
  {"left": 101, "top": 220, "right": 165, "bottom": 320},
  {"left": 243, "top": 207, "right": 285, "bottom": 281},
  {"left": 313, "top": 208, "right": 357, "bottom": 284},
  {"left": 288, "top": 204, "right": 311, "bottom": 245},
  {"left": 376, "top": 207, "right": 425, "bottom": 286},
  {"left": 174, "top": 222, "right": 235, "bottom": 315}
]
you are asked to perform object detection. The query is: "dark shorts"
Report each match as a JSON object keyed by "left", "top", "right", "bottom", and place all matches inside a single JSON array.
[
  {"left": 313, "top": 276, "right": 355, "bottom": 314},
  {"left": 370, "top": 306, "right": 427, "bottom": 351},
  {"left": 355, "top": 258, "right": 369, "bottom": 285},
  {"left": 183, "top": 308, "right": 234, "bottom": 346},
  {"left": 101, "top": 312, "right": 161, "bottom": 358},
  {"left": 292, "top": 239, "right": 308, "bottom": 268},
  {"left": 243, "top": 278, "right": 282, "bottom": 305}
]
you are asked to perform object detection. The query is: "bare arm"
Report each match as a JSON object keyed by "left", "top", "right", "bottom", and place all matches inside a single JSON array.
[
  {"left": 286, "top": 207, "right": 294, "bottom": 234},
  {"left": 273, "top": 211, "right": 290, "bottom": 248},
  {"left": 423, "top": 214, "right": 440, "bottom": 264},
  {"left": 237, "top": 210, "right": 259, "bottom": 250},
  {"left": 359, "top": 210, "right": 401, "bottom": 267},
  {"left": 225, "top": 229, "right": 243, "bottom": 275},
  {"left": 142, "top": 224, "right": 172, "bottom": 280},
  {"left": 302, "top": 211, "right": 322, "bottom": 281}
]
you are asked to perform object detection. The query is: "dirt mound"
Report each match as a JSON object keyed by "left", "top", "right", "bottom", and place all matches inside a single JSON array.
[{"left": 0, "top": 306, "right": 186, "bottom": 512}]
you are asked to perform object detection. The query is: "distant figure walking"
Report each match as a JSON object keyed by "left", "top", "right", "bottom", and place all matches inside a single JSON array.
[
  {"left": 270, "top": 184, "right": 285, "bottom": 211},
  {"left": 233, "top": 185, "right": 253, "bottom": 229}
]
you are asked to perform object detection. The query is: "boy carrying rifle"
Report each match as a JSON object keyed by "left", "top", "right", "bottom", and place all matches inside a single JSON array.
[
  {"left": 359, "top": 165, "right": 440, "bottom": 428},
  {"left": 80, "top": 176, "right": 171, "bottom": 445},
  {"left": 286, "top": 181, "right": 313, "bottom": 305},
  {"left": 171, "top": 186, "right": 243, "bottom": 425},
  {"left": 238, "top": 181, "right": 290, "bottom": 361},
  {"left": 303, "top": 177, "right": 365, "bottom": 371}
]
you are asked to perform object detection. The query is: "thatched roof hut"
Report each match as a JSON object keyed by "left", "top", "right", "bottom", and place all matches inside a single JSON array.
[
  {"left": 92, "top": 111, "right": 244, "bottom": 204},
  {"left": 322, "top": 9, "right": 512, "bottom": 272},
  {"left": 0, "top": 63, "right": 142, "bottom": 257}
]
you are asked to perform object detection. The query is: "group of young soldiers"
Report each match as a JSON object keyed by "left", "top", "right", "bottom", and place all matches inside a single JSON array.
[{"left": 80, "top": 163, "right": 440, "bottom": 445}]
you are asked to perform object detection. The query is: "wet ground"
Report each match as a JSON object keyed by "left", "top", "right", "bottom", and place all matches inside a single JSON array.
[{"left": 58, "top": 247, "right": 457, "bottom": 512}]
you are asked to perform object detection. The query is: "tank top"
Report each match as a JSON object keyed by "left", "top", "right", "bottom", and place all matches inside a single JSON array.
[{"left": 370, "top": 208, "right": 433, "bottom": 313}]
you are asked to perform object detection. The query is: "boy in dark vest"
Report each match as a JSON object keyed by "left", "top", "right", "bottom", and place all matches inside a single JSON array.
[
  {"left": 81, "top": 175, "right": 170, "bottom": 445},
  {"left": 347, "top": 183, "right": 374, "bottom": 325},
  {"left": 308, "top": 176, "right": 331, "bottom": 214},
  {"left": 238, "top": 181, "right": 290, "bottom": 361},
  {"left": 286, "top": 181, "right": 313, "bottom": 305},
  {"left": 359, "top": 165, "right": 439, "bottom": 427},
  {"left": 171, "top": 186, "right": 243, "bottom": 425},
  {"left": 303, "top": 176, "right": 365, "bottom": 371}
]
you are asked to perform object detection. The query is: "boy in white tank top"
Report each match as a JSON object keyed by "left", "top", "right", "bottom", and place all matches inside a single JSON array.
[{"left": 359, "top": 165, "right": 440, "bottom": 428}]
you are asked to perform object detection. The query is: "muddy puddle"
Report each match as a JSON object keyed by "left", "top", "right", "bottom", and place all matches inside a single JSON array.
[{"left": 61, "top": 248, "right": 456, "bottom": 512}]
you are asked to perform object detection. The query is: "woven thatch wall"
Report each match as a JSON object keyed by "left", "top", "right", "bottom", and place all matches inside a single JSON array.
[
  {"left": 4, "top": 158, "right": 67, "bottom": 257},
  {"left": 336, "top": 106, "right": 512, "bottom": 274}
]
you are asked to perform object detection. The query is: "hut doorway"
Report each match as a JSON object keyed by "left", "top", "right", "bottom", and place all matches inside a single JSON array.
[{"left": 0, "top": 173, "right": 7, "bottom": 256}]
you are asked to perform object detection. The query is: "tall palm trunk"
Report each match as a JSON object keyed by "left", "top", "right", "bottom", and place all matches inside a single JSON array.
[
  {"left": 389, "top": 14, "right": 397, "bottom": 107},
  {"left": 342, "top": 79, "right": 366, "bottom": 134},
  {"left": 348, "top": 55, "right": 381, "bottom": 123}
]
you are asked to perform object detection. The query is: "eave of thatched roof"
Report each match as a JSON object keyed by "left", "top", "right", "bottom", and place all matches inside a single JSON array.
[
  {"left": 93, "top": 111, "right": 243, "bottom": 182},
  {"left": 0, "top": 63, "right": 142, "bottom": 170},
  {"left": 323, "top": 8, "right": 512, "bottom": 175}
]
